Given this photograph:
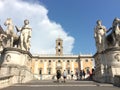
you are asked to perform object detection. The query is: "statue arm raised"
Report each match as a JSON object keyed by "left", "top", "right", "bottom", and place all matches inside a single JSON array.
[
  {"left": 107, "top": 27, "right": 112, "bottom": 33},
  {"left": 15, "top": 26, "right": 21, "bottom": 32}
]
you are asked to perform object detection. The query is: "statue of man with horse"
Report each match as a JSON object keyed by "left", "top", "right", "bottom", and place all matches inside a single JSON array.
[
  {"left": 15, "top": 19, "right": 32, "bottom": 51},
  {"left": 0, "top": 18, "right": 32, "bottom": 51},
  {"left": 94, "top": 17, "right": 120, "bottom": 53}
]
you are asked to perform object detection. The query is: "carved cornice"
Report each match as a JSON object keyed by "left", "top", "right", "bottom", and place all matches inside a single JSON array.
[
  {"left": 33, "top": 55, "right": 93, "bottom": 59},
  {"left": 104, "top": 47, "right": 120, "bottom": 53},
  {"left": 2, "top": 48, "right": 32, "bottom": 57}
]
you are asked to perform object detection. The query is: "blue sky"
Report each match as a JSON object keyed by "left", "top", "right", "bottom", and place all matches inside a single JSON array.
[
  {"left": 38, "top": 0, "right": 120, "bottom": 54},
  {"left": 1, "top": 0, "right": 120, "bottom": 55}
]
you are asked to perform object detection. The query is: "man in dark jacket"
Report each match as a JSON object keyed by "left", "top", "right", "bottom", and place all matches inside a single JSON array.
[{"left": 56, "top": 70, "right": 61, "bottom": 82}]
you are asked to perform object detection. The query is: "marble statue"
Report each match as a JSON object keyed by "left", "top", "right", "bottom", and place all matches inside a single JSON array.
[
  {"left": 106, "top": 17, "right": 120, "bottom": 47},
  {"left": 0, "top": 34, "right": 6, "bottom": 51},
  {"left": 16, "top": 19, "right": 32, "bottom": 51},
  {"left": 0, "top": 18, "right": 32, "bottom": 51},
  {"left": 94, "top": 20, "right": 107, "bottom": 52},
  {"left": 4, "top": 18, "right": 19, "bottom": 47},
  {"left": 4, "top": 18, "right": 14, "bottom": 47},
  {"left": 94, "top": 18, "right": 120, "bottom": 83}
]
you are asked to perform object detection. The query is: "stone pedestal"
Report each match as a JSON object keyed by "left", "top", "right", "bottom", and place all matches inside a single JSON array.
[
  {"left": 94, "top": 53, "right": 107, "bottom": 83},
  {"left": 104, "top": 48, "right": 120, "bottom": 83},
  {"left": 0, "top": 48, "right": 34, "bottom": 83},
  {"left": 1, "top": 48, "right": 32, "bottom": 66},
  {"left": 94, "top": 48, "right": 120, "bottom": 83}
]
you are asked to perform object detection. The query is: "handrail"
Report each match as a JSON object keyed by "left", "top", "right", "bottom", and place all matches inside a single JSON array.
[{"left": 0, "top": 75, "right": 13, "bottom": 80}]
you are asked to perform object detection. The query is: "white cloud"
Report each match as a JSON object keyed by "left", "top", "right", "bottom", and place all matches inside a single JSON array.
[{"left": 0, "top": 0, "right": 75, "bottom": 54}]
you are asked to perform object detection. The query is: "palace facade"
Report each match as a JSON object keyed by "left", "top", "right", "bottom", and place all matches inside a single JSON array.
[{"left": 31, "top": 38, "right": 94, "bottom": 80}]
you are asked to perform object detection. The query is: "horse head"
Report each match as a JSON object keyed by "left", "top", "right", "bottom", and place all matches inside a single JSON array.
[{"left": 4, "top": 18, "right": 13, "bottom": 26}]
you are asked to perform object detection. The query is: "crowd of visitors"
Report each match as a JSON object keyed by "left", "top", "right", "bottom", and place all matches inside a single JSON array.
[{"left": 56, "top": 68, "right": 94, "bottom": 83}]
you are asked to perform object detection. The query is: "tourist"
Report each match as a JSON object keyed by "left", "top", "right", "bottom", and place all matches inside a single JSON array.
[
  {"left": 63, "top": 70, "right": 67, "bottom": 83},
  {"left": 75, "top": 71, "right": 78, "bottom": 80},
  {"left": 82, "top": 70, "right": 86, "bottom": 79},
  {"left": 56, "top": 70, "right": 61, "bottom": 83},
  {"left": 79, "top": 70, "right": 83, "bottom": 80},
  {"left": 71, "top": 71, "right": 74, "bottom": 80}
]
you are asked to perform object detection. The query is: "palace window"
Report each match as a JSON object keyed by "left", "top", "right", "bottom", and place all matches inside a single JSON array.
[
  {"left": 40, "top": 60, "right": 43, "bottom": 63},
  {"left": 67, "top": 69, "right": 70, "bottom": 74},
  {"left": 58, "top": 49, "right": 60, "bottom": 52},
  {"left": 48, "top": 68, "right": 51, "bottom": 75},
  {"left": 58, "top": 42, "right": 60, "bottom": 45},
  {"left": 39, "top": 69, "right": 42, "bottom": 75},
  {"left": 76, "top": 60, "right": 78, "bottom": 62},
  {"left": 48, "top": 60, "right": 51, "bottom": 65},
  {"left": 58, "top": 60, "right": 61, "bottom": 63},
  {"left": 85, "top": 59, "right": 88, "bottom": 62},
  {"left": 67, "top": 60, "right": 70, "bottom": 65}
]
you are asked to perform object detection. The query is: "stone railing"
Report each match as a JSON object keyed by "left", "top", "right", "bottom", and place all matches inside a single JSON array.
[
  {"left": 114, "top": 75, "right": 120, "bottom": 87},
  {"left": 0, "top": 65, "right": 35, "bottom": 89},
  {"left": 0, "top": 75, "right": 14, "bottom": 89}
]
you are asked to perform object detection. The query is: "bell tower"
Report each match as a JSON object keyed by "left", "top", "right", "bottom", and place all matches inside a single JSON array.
[{"left": 56, "top": 38, "right": 63, "bottom": 56}]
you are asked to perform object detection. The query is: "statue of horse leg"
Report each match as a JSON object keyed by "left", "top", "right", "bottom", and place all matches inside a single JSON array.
[
  {"left": 10, "top": 36, "right": 13, "bottom": 47},
  {"left": 111, "top": 33, "right": 116, "bottom": 46},
  {"left": 20, "top": 34, "right": 24, "bottom": 50}
]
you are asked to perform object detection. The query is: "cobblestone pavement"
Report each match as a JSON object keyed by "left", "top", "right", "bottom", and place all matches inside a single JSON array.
[{"left": 1, "top": 80, "right": 120, "bottom": 90}]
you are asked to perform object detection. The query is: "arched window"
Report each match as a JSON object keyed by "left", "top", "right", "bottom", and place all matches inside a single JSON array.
[
  {"left": 58, "top": 42, "right": 60, "bottom": 45},
  {"left": 47, "top": 68, "right": 51, "bottom": 75},
  {"left": 58, "top": 60, "right": 61, "bottom": 63},
  {"left": 85, "top": 59, "right": 88, "bottom": 62},
  {"left": 39, "top": 69, "right": 42, "bottom": 75},
  {"left": 67, "top": 60, "right": 70, "bottom": 65}
]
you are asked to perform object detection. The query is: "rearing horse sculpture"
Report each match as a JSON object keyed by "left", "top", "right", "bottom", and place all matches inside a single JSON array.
[
  {"left": 4, "top": 18, "right": 19, "bottom": 47},
  {"left": 106, "top": 17, "right": 120, "bottom": 47}
]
